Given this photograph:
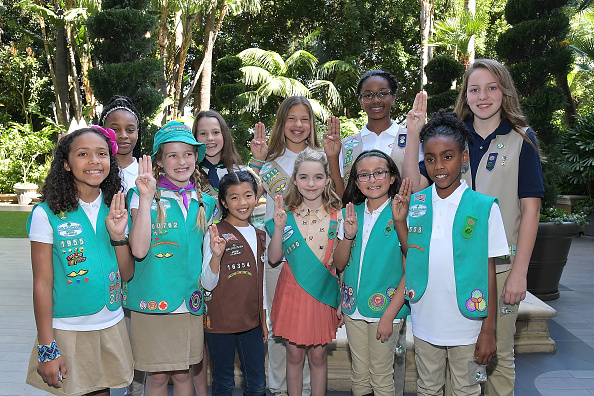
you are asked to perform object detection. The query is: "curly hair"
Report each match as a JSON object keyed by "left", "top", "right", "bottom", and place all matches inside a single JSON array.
[
  {"left": 283, "top": 148, "right": 342, "bottom": 212},
  {"left": 420, "top": 109, "right": 472, "bottom": 152},
  {"left": 218, "top": 170, "right": 261, "bottom": 220},
  {"left": 342, "top": 150, "right": 402, "bottom": 206},
  {"left": 266, "top": 96, "right": 321, "bottom": 161},
  {"left": 99, "top": 95, "right": 142, "bottom": 158},
  {"left": 357, "top": 70, "right": 399, "bottom": 96},
  {"left": 40, "top": 128, "right": 122, "bottom": 214}
]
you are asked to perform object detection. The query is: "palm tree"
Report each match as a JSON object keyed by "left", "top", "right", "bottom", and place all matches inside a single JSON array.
[
  {"left": 237, "top": 47, "right": 355, "bottom": 121},
  {"left": 429, "top": 10, "right": 487, "bottom": 66}
]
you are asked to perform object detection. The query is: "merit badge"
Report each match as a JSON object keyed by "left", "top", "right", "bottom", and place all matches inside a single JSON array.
[
  {"left": 189, "top": 290, "right": 203, "bottom": 312},
  {"left": 368, "top": 293, "right": 387, "bottom": 311},
  {"left": 486, "top": 153, "right": 498, "bottom": 171},
  {"left": 148, "top": 301, "right": 158, "bottom": 311},
  {"left": 497, "top": 142, "right": 505, "bottom": 149},
  {"left": 158, "top": 301, "right": 168, "bottom": 311},
  {"left": 409, "top": 204, "right": 427, "bottom": 218},
  {"left": 386, "top": 286, "right": 396, "bottom": 301},
  {"left": 139, "top": 300, "right": 148, "bottom": 310},
  {"left": 465, "top": 289, "right": 487, "bottom": 312},
  {"left": 341, "top": 284, "right": 355, "bottom": 312},
  {"left": 462, "top": 215, "right": 478, "bottom": 239},
  {"left": 398, "top": 133, "right": 406, "bottom": 147}
]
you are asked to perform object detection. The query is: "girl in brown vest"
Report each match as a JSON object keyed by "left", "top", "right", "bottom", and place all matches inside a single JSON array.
[{"left": 200, "top": 170, "right": 268, "bottom": 396}]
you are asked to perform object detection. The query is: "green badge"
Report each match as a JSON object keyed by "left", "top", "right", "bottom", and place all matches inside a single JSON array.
[
  {"left": 497, "top": 142, "right": 505, "bottom": 149},
  {"left": 462, "top": 215, "right": 478, "bottom": 239}
]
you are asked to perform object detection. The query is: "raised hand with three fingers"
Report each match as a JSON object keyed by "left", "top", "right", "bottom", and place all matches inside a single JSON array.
[
  {"left": 323, "top": 116, "right": 342, "bottom": 159},
  {"left": 392, "top": 178, "right": 412, "bottom": 223},
  {"left": 273, "top": 194, "right": 287, "bottom": 229},
  {"left": 250, "top": 122, "right": 268, "bottom": 162},
  {"left": 135, "top": 155, "right": 156, "bottom": 202},
  {"left": 406, "top": 91, "right": 427, "bottom": 136},
  {"left": 209, "top": 224, "right": 227, "bottom": 258},
  {"left": 106, "top": 191, "right": 128, "bottom": 240},
  {"left": 343, "top": 202, "right": 358, "bottom": 240}
]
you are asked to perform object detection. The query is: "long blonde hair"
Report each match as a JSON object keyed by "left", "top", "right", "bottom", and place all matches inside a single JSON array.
[
  {"left": 152, "top": 147, "right": 208, "bottom": 232},
  {"left": 266, "top": 96, "right": 321, "bottom": 161},
  {"left": 454, "top": 58, "right": 540, "bottom": 156},
  {"left": 284, "top": 148, "right": 341, "bottom": 212}
]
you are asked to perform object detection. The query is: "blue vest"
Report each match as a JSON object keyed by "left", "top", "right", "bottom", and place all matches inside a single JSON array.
[
  {"left": 27, "top": 202, "right": 121, "bottom": 318},
  {"left": 124, "top": 189, "right": 215, "bottom": 315},
  {"left": 341, "top": 202, "right": 410, "bottom": 319},
  {"left": 405, "top": 187, "right": 496, "bottom": 318}
]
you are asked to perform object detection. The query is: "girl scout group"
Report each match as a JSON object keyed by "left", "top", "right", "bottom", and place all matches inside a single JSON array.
[{"left": 27, "top": 58, "right": 543, "bottom": 396}]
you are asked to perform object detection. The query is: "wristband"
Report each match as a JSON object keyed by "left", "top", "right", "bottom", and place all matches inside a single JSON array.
[
  {"left": 38, "top": 340, "right": 61, "bottom": 363},
  {"left": 250, "top": 157, "right": 265, "bottom": 164},
  {"left": 249, "top": 163, "right": 262, "bottom": 170},
  {"left": 344, "top": 235, "right": 356, "bottom": 240},
  {"left": 110, "top": 236, "right": 129, "bottom": 246}
]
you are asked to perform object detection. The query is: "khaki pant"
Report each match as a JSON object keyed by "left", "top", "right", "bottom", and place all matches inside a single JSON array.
[
  {"left": 344, "top": 315, "right": 403, "bottom": 396},
  {"left": 485, "top": 270, "right": 517, "bottom": 396},
  {"left": 414, "top": 337, "right": 480, "bottom": 396},
  {"left": 393, "top": 320, "right": 407, "bottom": 396}
]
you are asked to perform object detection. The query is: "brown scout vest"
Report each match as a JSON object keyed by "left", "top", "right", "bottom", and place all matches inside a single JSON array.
[
  {"left": 341, "top": 125, "right": 408, "bottom": 183},
  {"left": 204, "top": 219, "right": 266, "bottom": 333},
  {"left": 461, "top": 128, "right": 527, "bottom": 273}
]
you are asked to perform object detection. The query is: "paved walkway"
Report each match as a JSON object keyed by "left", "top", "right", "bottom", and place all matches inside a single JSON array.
[{"left": 1, "top": 235, "right": 593, "bottom": 395}]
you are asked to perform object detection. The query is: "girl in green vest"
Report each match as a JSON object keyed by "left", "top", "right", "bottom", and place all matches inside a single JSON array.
[
  {"left": 266, "top": 148, "right": 343, "bottom": 396},
  {"left": 395, "top": 110, "right": 509, "bottom": 396},
  {"left": 27, "top": 127, "right": 134, "bottom": 396},
  {"left": 332, "top": 149, "right": 409, "bottom": 396},
  {"left": 126, "top": 121, "right": 216, "bottom": 396}
]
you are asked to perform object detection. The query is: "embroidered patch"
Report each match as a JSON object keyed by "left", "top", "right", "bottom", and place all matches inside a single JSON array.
[
  {"left": 486, "top": 153, "right": 498, "bottom": 171},
  {"left": 409, "top": 204, "right": 427, "bottom": 218},
  {"left": 282, "top": 225, "right": 294, "bottom": 242},
  {"left": 155, "top": 252, "right": 173, "bottom": 258},
  {"left": 151, "top": 199, "right": 171, "bottom": 211},
  {"left": 59, "top": 238, "right": 84, "bottom": 249},
  {"left": 368, "top": 293, "right": 387, "bottom": 311},
  {"left": 285, "top": 241, "right": 301, "bottom": 254},
  {"left": 343, "top": 138, "right": 360, "bottom": 150},
  {"left": 158, "top": 301, "right": 168, "bottom": 311},
  {"left": 465, "top": 289, "right": 486, "bottom": 312},
  {"left": 260, "top": 162, "right": 273, "bottom": 174},
  {"left": 407, "top": 244, "right": 424, "bottom": 253},
  {"left": 341, "top": 284, "right": 355, "bottom": 312},
  {"left": 66, "top": 252, "right": 86, "bottom": 266},
  {"left": 386, "top": 286, "right": 396, "bottom": 300},
  {"left": 398, "top": 134, "right": 406, "bottom": 147},
  {"left": 66, "top": 269, "right": 88, "bottom": 277},
  {"left": 497, "top": 142, "right": 505, "bottom": 149},
  {"left": 203, "top": 290, "right": 212, "bottom": 302},
  {"left": 462, "top": 215, "right": 478, "bottom": 239},
  {"left": 407, "top": 288, "right": 415, "bottom": 299},
  {"left": 57, "top": 222, "right": 83, "bottom": 237},
  {"left": 228, "top": 270, "right": 252, "bottom": 279},
  {"left": 222, "top": 233, "right": 238, "bottom": 242},
  {"left": 189, "top": 290, "right": 203, "bottom": 312},
  {"left": 414, "top": 193, "right": 426, "bottom": 202},
  {"left": 140, "top": 300, "right": 148, "bottom": 310},
  {"left": 148, "top": 301, "right": 158, "bottom": 311},
  {"left": 151, "top": 241, "right": 179, "bottom": 248}
]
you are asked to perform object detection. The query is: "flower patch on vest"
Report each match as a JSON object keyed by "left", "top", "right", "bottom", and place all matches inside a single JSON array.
[
  {"left": 368, "top": 293, "right": 387, "bottom": 311},
  {"left": 465, "top": 289, "right": 486, "bottom": 312},
  {"left": 189, "top": 290, "right": 203, "bottom": 312}
]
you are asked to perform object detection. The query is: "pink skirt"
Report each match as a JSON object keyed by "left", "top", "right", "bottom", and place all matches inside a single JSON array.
[{"left": 270, "top": 264, "right": 339, "bottom": 346}]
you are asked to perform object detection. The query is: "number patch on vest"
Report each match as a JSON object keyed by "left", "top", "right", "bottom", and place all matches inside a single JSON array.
[{"left": 408, "top": 226, "right": 422, "bottom": 234}]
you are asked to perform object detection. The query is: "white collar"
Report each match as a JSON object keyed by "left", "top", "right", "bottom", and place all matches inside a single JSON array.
[
  {"left": 78, "top": 192, "right": 103, "bottom": 209},
  {"left": 364, "top": 197, "right": 390, "bottom": 215},
  {"left": 431, "top": 179, "right": 468, "bottom": 206},
  {"left": 360, "top": 121, "right": 399, "bottom": 137}
]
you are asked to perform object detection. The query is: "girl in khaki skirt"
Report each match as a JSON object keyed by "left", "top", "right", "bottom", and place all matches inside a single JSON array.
[
  {"left": 26, "top": 127, "right": 135, "bottom": 396},
  {"left": 126, "top": 122, "right": 216, "bottom": 396}
]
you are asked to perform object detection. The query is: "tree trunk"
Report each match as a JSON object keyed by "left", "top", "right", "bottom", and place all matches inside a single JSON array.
[
  {"left": 55, "top": 26, "right": 71, "bottom": 125},
  {"left": 556, "top": 74, "right": 577, "bottom": 127},
  {"left": 156, "top": 1, "right": 171, "bottom": 98},
  {"left": 420, "top": 0, "right": 434, "bottom": 88},
  {"left": 465, "top": 0, "right": 476, "bottom": 65},
  {"left": 198, "top": 7, "right": 217, "bottom": 112},
  {"left": 172, "top": 9, "right": 198, "bottom": 119},
  {"left": 66, "top": 23, "right": 83, "bottom": 121},
  {"left": 38, "top": 14, "right": 65, "bottom": 126}
]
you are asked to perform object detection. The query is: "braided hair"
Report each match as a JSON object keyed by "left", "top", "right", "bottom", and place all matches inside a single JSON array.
[
  {"left": 99, "top": 95, "right": 142, "bottom": 158},
  {"left": 420, "top": 109, "right": 472, "bottom": 152}
]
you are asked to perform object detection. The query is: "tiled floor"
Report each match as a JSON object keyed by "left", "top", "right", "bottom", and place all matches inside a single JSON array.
[{"left": 1, "top": 235, "right": 593, "bottom": 396}]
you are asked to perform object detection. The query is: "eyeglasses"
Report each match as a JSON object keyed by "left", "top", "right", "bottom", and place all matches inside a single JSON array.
[
  {"left": 358, "top": 90, "right": 393, "bottom": 103},
  {"left": 356, "top": 170, "right": 390, "bottom": 182}
]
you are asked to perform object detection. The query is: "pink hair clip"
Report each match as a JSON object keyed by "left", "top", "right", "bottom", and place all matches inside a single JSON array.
[{"left": 90, "top": 125, "right": 118, "bottom": 155}]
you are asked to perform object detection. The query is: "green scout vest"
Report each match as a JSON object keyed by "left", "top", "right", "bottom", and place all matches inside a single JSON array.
[
  {"left": 27, "top": 202, "right": 122, "bottom": 318},
  {"left": 265, "top": 211, "right": 341, "bottom": 309},
  {"left": 405, "top": 186, "right": 496, "bottom": 318},
  {"left": 341, "top": 125, "right": 407, "bottom": 183},
  {"left": 341, "top": 202, "right": 410, "bottom": 319},
  {"left": 461, "top": 129, "right": 525, "bottom": 273},
  {"left": 260, "top": 160, "right": 291, "bottom": 198},
  {"left": 124, "top": 188, "right": 215, "bottom": 315}
]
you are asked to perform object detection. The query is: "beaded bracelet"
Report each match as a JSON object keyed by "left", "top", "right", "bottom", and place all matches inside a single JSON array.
[
  {"left": 249, "top": 162, "right": 262, "bottom": 170},
  {"left": 250, "top": 157, "right": 265, "bottom": 164},
  {"left": 38, "top": 340, "right": 61, "bottom": 363}
]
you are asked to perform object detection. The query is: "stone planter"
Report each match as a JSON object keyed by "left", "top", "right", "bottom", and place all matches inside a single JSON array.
[
  {"left": 13, "top": 183, "right": 38, "bottom": 205},
  {"left": 527, "top": 221, "right": 580, "bottom": 300}
]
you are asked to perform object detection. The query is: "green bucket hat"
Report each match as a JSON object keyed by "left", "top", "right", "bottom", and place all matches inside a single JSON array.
[{"left": 152, "top": 121, "right": 206, "bottom": 162}]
